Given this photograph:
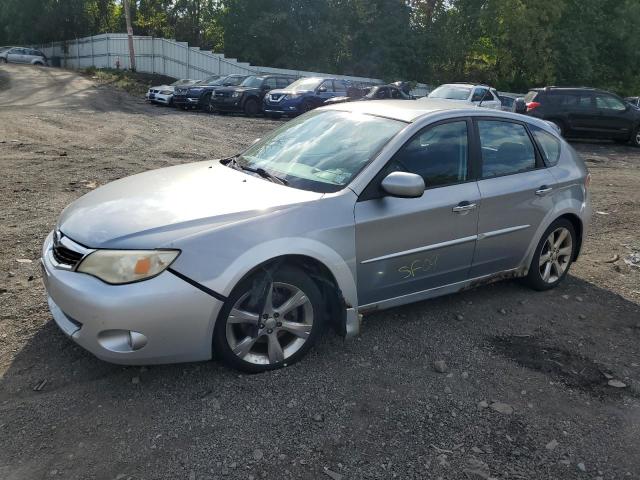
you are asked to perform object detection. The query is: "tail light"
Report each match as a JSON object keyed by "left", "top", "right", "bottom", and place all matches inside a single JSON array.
[{"left": 526, "top": 101, "right": 541, "bottom": 112}]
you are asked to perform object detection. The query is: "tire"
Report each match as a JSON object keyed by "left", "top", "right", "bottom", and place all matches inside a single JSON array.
[
  {"left": 524, "top": 218, "right": 576, "bottom": 291},
  {"left": 199, "top": 93, "right": 211, "bottom": 110},
  {"left": 631, "top": 127, "right": 640, "bottom": 147},
  {"left": 243, "top": 97, "right": 259, "bottom": 116},
  {"left": 0, "top": 58, "right": 7, "bottom": 64},
  {"left": 300, "top": 100, "right": 314, "bottom": 114},
  {"left": 213, "top": 265, "right": 324, "bottom": 373}
]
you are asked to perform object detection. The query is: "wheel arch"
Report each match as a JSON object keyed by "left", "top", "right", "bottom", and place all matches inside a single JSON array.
[
  {"left": 228, "top": 254, "right": 349, "bottom": 335},
  {"left": 557, "top": 212, "right": 583, "bottom": 260}
]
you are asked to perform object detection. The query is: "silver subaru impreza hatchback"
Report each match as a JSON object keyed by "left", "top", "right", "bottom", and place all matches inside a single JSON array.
[{"left": 42, "top": 99, "right": 591, "bottom": 372}]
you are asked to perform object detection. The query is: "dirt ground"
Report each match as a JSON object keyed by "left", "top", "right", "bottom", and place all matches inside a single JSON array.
[{"left": 1, "top": 65, "right": 639, "bottom": 480}]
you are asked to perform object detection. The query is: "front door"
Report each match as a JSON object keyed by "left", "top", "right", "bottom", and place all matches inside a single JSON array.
[
  {"left": 470, "top": 118, "right": 557, "bottom": 277},
  {"left": 355, "top": 119, "right": 479, "bottom": 306},
  {"left": 593, "top": 93, "right": 634, "bottom": 138}
]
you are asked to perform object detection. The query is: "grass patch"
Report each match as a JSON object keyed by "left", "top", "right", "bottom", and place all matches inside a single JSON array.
[{"left": 81, "top": 68, "right": 176, "bottom": 97}]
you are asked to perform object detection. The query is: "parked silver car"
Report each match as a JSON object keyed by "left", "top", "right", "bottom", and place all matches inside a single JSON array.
[
  {"left": 41, "top": 100, "right": 591, "bottom": 372},
  {"left": 0, "top": 46, "right": 48, "bottom": 65}
]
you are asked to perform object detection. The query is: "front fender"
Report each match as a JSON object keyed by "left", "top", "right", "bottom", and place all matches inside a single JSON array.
[{"left": 211, "top": 237, "right": 358, "bottom": 310}]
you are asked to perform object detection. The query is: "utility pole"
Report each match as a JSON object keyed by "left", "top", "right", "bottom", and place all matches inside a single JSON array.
[{"left": 123, "top": 0, "right": 136, "bottom": 71}]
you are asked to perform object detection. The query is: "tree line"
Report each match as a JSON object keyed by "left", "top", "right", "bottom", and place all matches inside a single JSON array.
[{"left": 1, "top": 0, "right": 638, "bottom": 95}]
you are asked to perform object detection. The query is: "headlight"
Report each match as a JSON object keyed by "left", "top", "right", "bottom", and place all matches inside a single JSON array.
[
  {"left": 189, "top": 88, "right": 203, "bottom": 94},
  {"left": 77, "top": 250, "right": 180, "bottom": 284},
  {"left": 284, "top": 93, "right": 300, "bottom": 100},
  {"left": 160, "top": 90, "right": 172, "bottom": 95},
  {"left": 232, "top": 91, "right": 242, "bottom": 98}
]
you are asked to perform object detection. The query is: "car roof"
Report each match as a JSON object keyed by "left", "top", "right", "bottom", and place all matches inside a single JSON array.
[{"left": 319, "top": 98, "right": 491, "bottom": 122}]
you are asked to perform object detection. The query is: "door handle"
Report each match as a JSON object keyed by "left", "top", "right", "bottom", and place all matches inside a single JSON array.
[
  {"left": 535, "top": 185, "right": 553, "bottom": 196},
  {"left": 452, "top": 201, "right": 477, "bottom": 214}
]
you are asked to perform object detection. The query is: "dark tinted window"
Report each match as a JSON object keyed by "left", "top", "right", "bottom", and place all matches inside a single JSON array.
[
  {"left": 530, "top": 125, "right": 561, "bottom": 166},
  {"left": 334, "top": 80, "right": 348, "bottom": 91},
  {"left": 478, "top": 120, "right": 536, "bottom": 178},
  {"left": 471, "top": 87, "right": 489, "bottom": 102},
  {"left": 276, "top": 77, "right": 290, "bottom": 88},
  {"left": 388, "top": 121, "right": 468, "bottom": 188},
  {"left": 263, "top": 78, "right": 277, "bottom": 89}
]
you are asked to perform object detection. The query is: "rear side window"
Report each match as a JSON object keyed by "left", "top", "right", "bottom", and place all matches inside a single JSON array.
[
  {"left": 334, "top": 80, "right": 348, "bottom": 91},
  {"left": 524, "top": 91, "right": 538, "bottom": 103},
  {"left": 530, "top": 125, "right": 561, "bottom": 166},
  {"left": 276, "top": 77, "right": 290, "bottom": 88},
  {"left": 477, "top": 120, "right": 536, "bottom": 178},
  {"left": 388, "top": 120, "right": 469, "bottom": 188}
]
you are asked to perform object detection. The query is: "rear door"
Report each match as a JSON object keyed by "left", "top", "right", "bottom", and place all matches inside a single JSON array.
[
  {"left": 565, "top": 92, "right": 601, "bottom": 135},
  {"left": 470, "top": 118, "right": 556, "bottom": 277},
  {"left": 355, "top": 119, "right": 480, "bottom": 306},
  {"left": 593, "top": 92, "right": 634, "bottom": 138},
  {"left": 7, "top": 48, "right": 25, "bottom": 63},
  {"left": 316, "top": 80, "right": 336, "bottom": 102}
]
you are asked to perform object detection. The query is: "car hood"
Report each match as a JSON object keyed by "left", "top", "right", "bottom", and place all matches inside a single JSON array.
[{"left": 57, "top": 161, "right": 323, "bottom": 249}]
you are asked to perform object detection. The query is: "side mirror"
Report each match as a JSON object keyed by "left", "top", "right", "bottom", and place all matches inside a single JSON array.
[
  {"left": 514, "top": 98, "right": 527, "bottom": 114},
  {"left": 381, "top": 172, "right": 425, "bottom": 198},
  {"left": 317, "top": 86, "right": 327, "bottom": 93}
]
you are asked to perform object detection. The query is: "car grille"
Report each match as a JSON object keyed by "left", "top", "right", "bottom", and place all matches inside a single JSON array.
[
  {"left": 52, "top": 232, "right": 85, "bottom": 268},
  {"left": 175, "top": 88, "right": 187, "bottom": 95},
  {"left": 269, "top": 94, "right": 284, "bottom": 102}
]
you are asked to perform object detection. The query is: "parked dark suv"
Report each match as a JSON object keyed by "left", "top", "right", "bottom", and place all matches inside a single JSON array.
[
  {"left": 525, "top": 87, "right": 640, "bottom": 146},
  {"left": 173, "top": 74, "right": 248, "bottom": 110},
  {"left": 210, "top": 75, "right": 297, "bottom": 116}
]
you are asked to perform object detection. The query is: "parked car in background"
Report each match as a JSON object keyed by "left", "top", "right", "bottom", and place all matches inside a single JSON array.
[
  {"left": 263, "top": 77, "right": 349, "bottom": 117},
  {"left": 146, "top": 79, "right": 196, "bottom": 106},
  {"left": 42, "top": 99, "right": 591, "bottom": 372},
  {"left": 424, "top": 83, "right": 502, "bottom": 110},
  {"left": 0, "top": 46, "right": 48, "bottom": 65},
  {"left": 525, "top": 87, "right": 640, "bottom": 146},
  {"left": 210, "top": 75, "right": 297, "bottom": 116},
  {"left": 324, "top": 83, "right": 413, "bottom": 105},
  {"left": 173, "top": 74, "right": 248, "bottom": 110},
  {"left": 497, "top": 94, "right": 517, "bottom": 112},
  {"left": 625, "top": 96, "right": 640, "bottom": 108}
]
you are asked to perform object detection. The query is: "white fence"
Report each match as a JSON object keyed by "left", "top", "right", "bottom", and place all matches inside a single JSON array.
[{"left": 37, "top": 33, "right": 430, "bottom": 97}]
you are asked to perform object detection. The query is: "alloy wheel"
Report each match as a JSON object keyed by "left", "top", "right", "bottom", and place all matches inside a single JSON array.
[
  {"left": 225, "top": 282, "right": 313, "bottom": 365},
  {"left": 538, "top": 227, "right": 572, "bottom": 284},
  {"left": 635, "top": 129, "right": 640, "bottom": 146}
]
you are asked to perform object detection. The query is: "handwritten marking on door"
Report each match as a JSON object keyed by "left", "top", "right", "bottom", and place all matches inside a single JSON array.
[{"left": 398, "top": 254, "right": 439, "bottom": 279}]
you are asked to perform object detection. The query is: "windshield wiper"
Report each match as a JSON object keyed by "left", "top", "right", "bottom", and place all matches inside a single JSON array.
[{"left": 226, "top": 157, "right": 288, "bottom": 185}]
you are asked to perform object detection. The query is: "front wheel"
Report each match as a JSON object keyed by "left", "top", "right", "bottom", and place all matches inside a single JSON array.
[
  {"left": 243, "top": 97, "right": 259, "bottom": 116},
  {"left": 524, "top": 219, "right": 576, "bottom": 291},
  {"left": 631, "top": 127, "right": 640, "bottom": 147},
  {"left": 213, "top": 266, "right": 324, "bottom": 373}
]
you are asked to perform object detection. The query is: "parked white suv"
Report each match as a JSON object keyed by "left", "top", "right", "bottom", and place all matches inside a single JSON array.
[
  {"left": 424, "top": 83, "right": 502, "bottom": 110},
  {"left": 0, "top": 47, "right": 48, "bottom": 66}
]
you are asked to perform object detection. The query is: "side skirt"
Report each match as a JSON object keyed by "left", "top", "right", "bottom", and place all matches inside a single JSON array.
[{"left": 357, "top": 267, "right": 527, "bottom": 314}]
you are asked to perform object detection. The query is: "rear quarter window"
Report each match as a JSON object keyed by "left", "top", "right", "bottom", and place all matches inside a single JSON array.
[
  {"left": 530, "top": 125, "right": 561, "bottom": 166},
  {"left": 524, "top": 91, "right": 538, "bottom": 103}
]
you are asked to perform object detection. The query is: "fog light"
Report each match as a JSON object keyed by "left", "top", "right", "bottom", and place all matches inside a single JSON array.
[{"left": 98, "top": 329, "right": 148, "bottom": 352}]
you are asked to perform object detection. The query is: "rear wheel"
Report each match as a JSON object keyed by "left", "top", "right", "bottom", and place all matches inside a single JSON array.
[
  {"left": 213, "top": 266, "right": 324, "bottom": 373},
  {"left": 0, "top": 58, "right": 7, "bottom": 64},
  {"left": 243, "top": 97, "right": 259, "bottom": 116},
  {"left": 300, "top": 100, "right": 314, "bottom": 113},
  {"left": 524, "top": 219, "right": 576, "bottom": 291}
]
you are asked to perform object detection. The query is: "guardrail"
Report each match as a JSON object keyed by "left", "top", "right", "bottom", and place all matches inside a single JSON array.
[{"left": 37, "top": 34, "right": 430, "bottom": 97}]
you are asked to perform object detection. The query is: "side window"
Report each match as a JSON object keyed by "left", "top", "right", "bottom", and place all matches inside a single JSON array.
[
  {"left": 471, "top": 88, "right": 488, "bottom": 102},
  {"left": 529, "top": 125, "right": 561, "bottom": 166},
  {"left": 478, "top": 120, "right": 536, "bottom": 178},
  {"left": 263, "top": 78, "right": 277, "bottom": 89},
  {"left": 333, "top": 80, "right": 348, "bottom": 92},
  {"left": 576, "top": 94, "right": 593, "bottom": 109},
  {"left": 276, "top": 77, "right": 290, "bottom": 88},
  {"left": 595, "top": 94, "right": 626, "bottom": 112},
  {"left": 388, "top": 121, "right": 469, "bottom": 188},
  {"left": 319, "top": 80, "right": 334, "bottom": 92}
]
